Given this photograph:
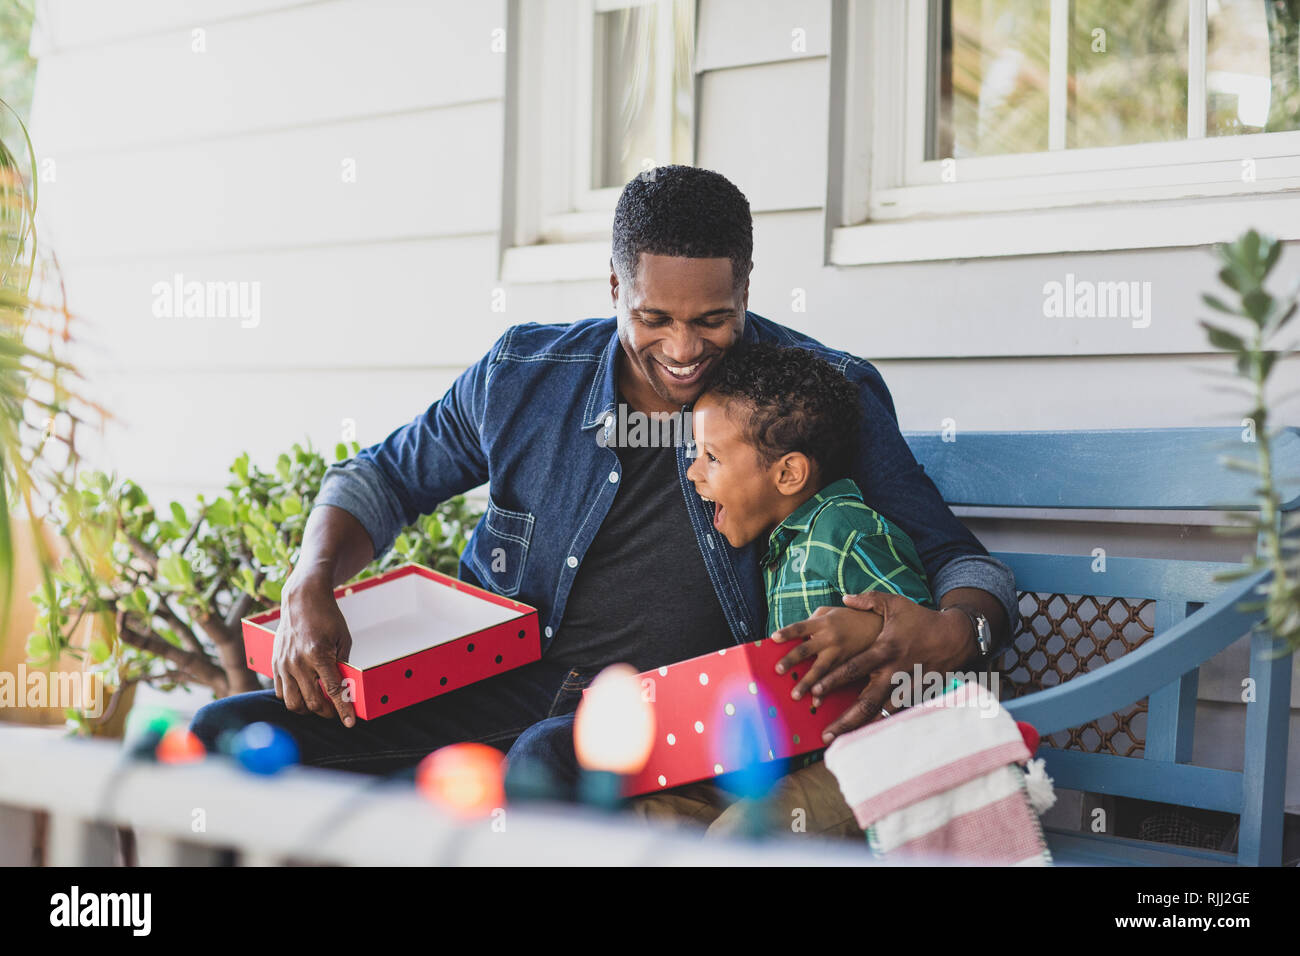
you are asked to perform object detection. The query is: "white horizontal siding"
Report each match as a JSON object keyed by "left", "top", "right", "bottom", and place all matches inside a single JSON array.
[
  {"left": 873, "top": 353, "right": 1298, "bottom": 432},
  {"left": 695, "top": 0, "right": 830, "bottom": 71},
  {"left": 749, "top": 209, "right": 1300, "bottom": 358},
  {"left": 40, "top": 103, "right": 502, "bottom": 263},
  {"left": 697, "top": 58, "right": 828, "bottom": 211},
  {"left": 32, "top": 0, "right": 322, "bottom": 52},
  {"left": 29, "top": 0, "right": 511, "bottom": 499},
  {"left": 82, "top": 367, "right": 464, "bottom": 496},
  {"left": 60, "top": 237, "right": 510, "bottom": 373},
  {"left": 32, "top": 0, "right": 505, "bottom": 154}
]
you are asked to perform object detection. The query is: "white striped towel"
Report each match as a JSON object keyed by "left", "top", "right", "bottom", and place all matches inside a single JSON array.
[{"left": 823, "top": 679, "right": 1052, "bottom": 866}]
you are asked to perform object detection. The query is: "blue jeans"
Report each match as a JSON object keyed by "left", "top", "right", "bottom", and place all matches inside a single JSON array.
[
  {"left": 189, "top": 659, "right": 589, "bottom": 781},
  {"left": 504, "top": 712, "right": 581, "bottom": 798}
]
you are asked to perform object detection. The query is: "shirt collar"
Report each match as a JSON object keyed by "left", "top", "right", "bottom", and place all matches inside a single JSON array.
[
  {"left": 761, "top": 478, "right": 864, "bottom": 567},
  {"left": 582, "top": 326, "right": 624, "bottom": 431}
]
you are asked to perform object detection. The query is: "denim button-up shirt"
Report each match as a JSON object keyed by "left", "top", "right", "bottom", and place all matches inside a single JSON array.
[{"left": 315, "top": 312, "right": 1019, "bottom": 654}]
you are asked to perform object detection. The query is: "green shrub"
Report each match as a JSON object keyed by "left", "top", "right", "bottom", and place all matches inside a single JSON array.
[{"left": 29, "top": 440, "right": 482, "bottom": 727}]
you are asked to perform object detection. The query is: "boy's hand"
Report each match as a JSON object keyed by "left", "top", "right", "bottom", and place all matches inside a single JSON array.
[
  {"left": 812, "top": 591, "right": 979, "bottom": 742},
  {"left": 770, "top": 605, "right": 883, "bottom": 705}
]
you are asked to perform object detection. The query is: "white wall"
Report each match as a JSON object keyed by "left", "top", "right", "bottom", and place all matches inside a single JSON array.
[
  {"left": 31, "top": 0, "right": 1300, "bottom": 489},
  {"left": 32, "top": 0, "right": 512, "bottom": 498},
  {"left": 29, "top": 0, "right": 1300, "bottom": 810}
]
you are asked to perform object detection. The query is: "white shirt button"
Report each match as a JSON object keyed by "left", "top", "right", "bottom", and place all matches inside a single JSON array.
[
  {"left": 545, "top": 626, "right": 553, "bottom": 638},
  {"left": 566, "top": 555, "right": 578, "bottom": 568},
  {"left": 609, "top": 471, "right": 619, "bottom": 483}
]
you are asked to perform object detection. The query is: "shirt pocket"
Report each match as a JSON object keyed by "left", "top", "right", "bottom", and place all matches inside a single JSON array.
[{"left": 468, "top": 497, "right": 535, "bottom": 597}]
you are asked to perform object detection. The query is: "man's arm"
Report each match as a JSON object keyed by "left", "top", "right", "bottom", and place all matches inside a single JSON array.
[
  {"left": 273, "top": 504, "right": 375, "bottom": 724},
  {"left": 275, "top": 337, "right": 501, "bottom": 722}
]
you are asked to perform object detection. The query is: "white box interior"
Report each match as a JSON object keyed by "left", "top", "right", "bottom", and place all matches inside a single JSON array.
[{"left": 267, "top": 573, "right": 524, "bottom": 670}]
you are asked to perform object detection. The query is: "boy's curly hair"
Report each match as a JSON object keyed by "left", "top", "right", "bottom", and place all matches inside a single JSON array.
[{"left": 702, "top": 343, "right": 862, "bottom": 482}]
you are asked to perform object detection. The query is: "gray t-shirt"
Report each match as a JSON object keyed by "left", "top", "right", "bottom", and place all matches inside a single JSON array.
[{"left": 544, "top": 436, "right": 734, "bottom": 674}]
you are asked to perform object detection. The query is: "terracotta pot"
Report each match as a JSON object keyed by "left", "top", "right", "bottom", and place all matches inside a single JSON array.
[
  {"left": 0, "top": 520, "right": 71, "bottom": 727},
  {"left": 6, "top": 519, "right": 147, "bottom": 737}
]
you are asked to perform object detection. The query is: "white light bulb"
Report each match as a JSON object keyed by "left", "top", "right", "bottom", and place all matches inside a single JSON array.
[{"left": 574, "top": 663, "right": 656, "bottom": 774}]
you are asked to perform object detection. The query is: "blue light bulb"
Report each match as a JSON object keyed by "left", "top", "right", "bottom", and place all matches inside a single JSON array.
[{"left": 232, "top": 722, "right": 299, "bottom": 775}]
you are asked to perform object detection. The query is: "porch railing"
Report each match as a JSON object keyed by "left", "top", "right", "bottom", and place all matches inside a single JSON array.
[{"left": 0, "top": 727, "right": 875, "bottom": 866}]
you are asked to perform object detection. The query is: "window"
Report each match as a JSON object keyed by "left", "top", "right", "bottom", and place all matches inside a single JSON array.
[
  {"left": 827, "top": 0, "right": 1300, "bottom": 265},
  {"left": 501, "top": 0, "right": 695, "bottom": 282},
  {"left": 585, "top": 1, "right": 694, "bottom": 197}
]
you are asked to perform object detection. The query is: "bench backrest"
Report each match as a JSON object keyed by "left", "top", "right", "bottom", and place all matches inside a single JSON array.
[{"left": 904, "top": 426, "right": 1300, "bottom": 511}]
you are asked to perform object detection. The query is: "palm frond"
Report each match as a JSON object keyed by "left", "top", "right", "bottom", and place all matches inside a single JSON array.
[{"left": 0, "top": 95, "right": 101, "bottom": 645}]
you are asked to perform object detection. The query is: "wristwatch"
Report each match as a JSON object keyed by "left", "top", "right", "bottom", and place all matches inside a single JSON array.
[{"left": 944, "top": 604, "right": 993, "bottom": 661}]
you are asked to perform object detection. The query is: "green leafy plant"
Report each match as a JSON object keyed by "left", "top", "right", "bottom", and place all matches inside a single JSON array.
[
  {"left": 1201, "top": 229, "right": 1300, "bottom": 653},
  {"left": 29, "top": 441, "right": 482, "bottom": 729}
]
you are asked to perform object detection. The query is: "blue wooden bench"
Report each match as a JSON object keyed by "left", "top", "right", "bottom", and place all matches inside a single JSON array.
[{"left": 904, "top": 426, "right": 1299, "bottom": 866}]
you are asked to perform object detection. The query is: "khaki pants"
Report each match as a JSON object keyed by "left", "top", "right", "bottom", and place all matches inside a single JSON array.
[{"left": 626, "top": 760, "right": 864, "bottom": 840}]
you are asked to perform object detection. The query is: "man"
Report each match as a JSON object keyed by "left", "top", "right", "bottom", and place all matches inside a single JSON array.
[{"left": 190, "top": 166, "right": 1017, "bottom": 781}]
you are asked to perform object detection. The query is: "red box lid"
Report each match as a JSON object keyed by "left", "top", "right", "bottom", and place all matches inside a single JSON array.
[
  {"left": 622, "top": 639, "right": 863, "bottom": 796},
  {"left": 241, "top": 563, "right": 541, "bottom": 719}
]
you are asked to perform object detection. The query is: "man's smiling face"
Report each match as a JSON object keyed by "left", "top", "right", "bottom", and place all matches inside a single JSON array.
[{"left": 612, "top": 252, "right": 748, "bottom": 414}]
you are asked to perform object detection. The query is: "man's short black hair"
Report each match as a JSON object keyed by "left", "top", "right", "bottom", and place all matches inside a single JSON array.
[
  {"left": 702, "top": 343, "right": 862, "bottom": 483},
  {"left": 611, "top": 165, "right": 753, "bottom": 290}
]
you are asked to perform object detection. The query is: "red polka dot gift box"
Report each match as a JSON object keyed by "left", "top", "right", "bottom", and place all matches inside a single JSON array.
[
  {"left": 241, "top": 563, "right": 541, "bottom": 720},
  {"left": 622, "top": 639, "right": 863, "bottom": 797}
]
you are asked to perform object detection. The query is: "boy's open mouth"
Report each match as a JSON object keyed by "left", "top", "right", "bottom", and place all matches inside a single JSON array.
[{"left": 699, "top": 494, "right": 725, "bottom": 530}]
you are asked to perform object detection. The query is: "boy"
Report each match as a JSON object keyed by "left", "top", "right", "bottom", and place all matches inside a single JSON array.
[{"left": 630, "top": 342, "right": 936, "bottom": 836}]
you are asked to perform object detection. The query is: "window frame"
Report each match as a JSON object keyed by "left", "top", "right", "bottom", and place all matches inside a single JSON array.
[
  {"left": 826, "top": 0, "right": 1300, "bottom": 266},
  {"left": 572, "top": 0, "right": 679, "bottom": 213},
  {"left": 500, "top": 0, "right": 696, "bottom": 282}
]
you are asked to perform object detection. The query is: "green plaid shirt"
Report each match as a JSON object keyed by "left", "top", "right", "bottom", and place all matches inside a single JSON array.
[{"left": 762, "top": 477, "right": 935, "bottom": 637}]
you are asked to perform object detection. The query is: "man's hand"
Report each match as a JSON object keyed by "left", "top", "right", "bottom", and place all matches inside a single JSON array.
[
  {"left": 770, "top": 605, "right": 884, "bottom": 703},
  {"left": 801, "top": 591, "right": 980, "bottom": 744},
  {"left": 273, "top": 572, "right": 357, "bottom": 727}
]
